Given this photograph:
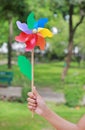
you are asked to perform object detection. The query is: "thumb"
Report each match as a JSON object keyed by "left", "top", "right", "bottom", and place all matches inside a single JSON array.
[{"left": 33, "top": 86, "right": 39, "bottom": 96}]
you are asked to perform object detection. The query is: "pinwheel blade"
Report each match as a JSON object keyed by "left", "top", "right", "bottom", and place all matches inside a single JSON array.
[
  {"left": 27, "top": 12, "right": 36, "bottom": 29},
  {"left": 34, "top": 18, "right": 48, "bottom": 29},
  {"left": 25, "top": 34, "right": 37, "bottom": 51},
  {"left": 38, "top": 18, "right": 48, "bottom": 28},
  {"left": 18, "top": 55, "right": 32, "bottom": 80},
  {"left": 38, "top": 28, "right": 53, "bottom": 38},
  {"left": 16, "top": 21, "right": 32, "bottom": 34},
  {"left": 15, "top": 32, "right": 30, "bottom": 42},
  {"left": 36, "top": 33, "right": 46, "bottom": 50}
]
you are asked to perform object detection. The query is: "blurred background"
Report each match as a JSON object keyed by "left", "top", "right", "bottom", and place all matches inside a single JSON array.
[{"left": 0, "top": 0, "right": 85, "bottom": 130}]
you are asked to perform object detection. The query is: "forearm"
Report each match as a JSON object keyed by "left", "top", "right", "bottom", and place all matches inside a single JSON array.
[
  {"left": 28, "top": 87, "right": 85, "bottom": 130},
  {"left": 41, "top": 106, "right": 80, "bottom": 130}
]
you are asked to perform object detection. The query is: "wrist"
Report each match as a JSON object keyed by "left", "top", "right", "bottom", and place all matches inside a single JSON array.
[{"left": 41, "top": 105, "right": 51, "bottom": 118}]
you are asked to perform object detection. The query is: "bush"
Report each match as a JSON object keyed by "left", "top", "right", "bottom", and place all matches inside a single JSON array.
[
  {"left": 21, "top": 85, "right": 31, "bottom": 103},
  {"left": 64, "top": 85, "right": 83, "bottom": 107}
]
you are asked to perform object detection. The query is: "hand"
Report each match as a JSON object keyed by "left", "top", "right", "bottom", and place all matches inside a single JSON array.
[{"left": 27, "top": 87, "right": 47, "bottom": 115}]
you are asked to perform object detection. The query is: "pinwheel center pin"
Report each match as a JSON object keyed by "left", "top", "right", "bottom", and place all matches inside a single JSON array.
[{"left": 32, "top": 29, "right": 37, "bottom": 33}]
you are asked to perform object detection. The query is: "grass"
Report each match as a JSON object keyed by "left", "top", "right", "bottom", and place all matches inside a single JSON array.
[
  {"left": 0, "top": 61, "right": 85, "bottom": 91},
  {"left": 0, "top": 61, "right": 85, "bottom": 129},
  {"left": 0, "top": 101, "right": 85, "bottom": 130},
  {"left": 0, "top": 101, "right": 52, "bottom": 130}
]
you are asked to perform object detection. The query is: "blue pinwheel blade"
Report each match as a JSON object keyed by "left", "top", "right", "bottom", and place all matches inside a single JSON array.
[
  {"left": 33, "top": 22, "right": 38, "bottom": 29},
  {"left": 37, "top": 18, "right": 48, "bottom": 28}
]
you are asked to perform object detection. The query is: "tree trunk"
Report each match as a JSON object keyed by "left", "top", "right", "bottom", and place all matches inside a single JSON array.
[
  {"left": 61, "top": 5, "right": 85, "bottom": 81},
  {"left": 61, "top": 5, "right": 74, "bottom": 81},
  {"left": 8, "top": 17, "right": 13, "bottom": 69}
]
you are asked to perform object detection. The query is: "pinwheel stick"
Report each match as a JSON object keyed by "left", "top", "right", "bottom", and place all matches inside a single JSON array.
[
  {"left": 31, "top": 49, "right": 34, "bottom": 118},
  {"left": 31, "top": 49, "right": 34, "bottom": 91}
]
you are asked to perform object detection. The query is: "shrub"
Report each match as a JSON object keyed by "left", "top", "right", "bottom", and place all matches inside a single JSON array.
[
  {"left": 21, "top": 85, "right": 31, "bottom": 103},
  {"left": 64, "top": 85, "right": 83, "bottom": 107}
]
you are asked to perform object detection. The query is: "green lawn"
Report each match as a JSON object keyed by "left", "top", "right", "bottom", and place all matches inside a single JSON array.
[
  {"left": 0, "top": 62, "right": 85, "bottom": 129},
  {"left": 0, "top": 101, "right": 85, "bottom": 130},
  {"left": 0, "top": 101, "right": 53, "bottom": 130},
  {"left": 0, "top": 62, "right": 85, "bottom": 92}
]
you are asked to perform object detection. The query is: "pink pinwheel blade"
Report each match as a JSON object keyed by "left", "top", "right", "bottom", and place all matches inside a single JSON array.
[
  {"left": 16, "top": 21, "right": 32, "bottom": 34},
  {"left": 25, "top": 34, "right": 37, "bottom": 51},
  {"left": 15, "top": 32, "right": 31, "bottom": 42}
]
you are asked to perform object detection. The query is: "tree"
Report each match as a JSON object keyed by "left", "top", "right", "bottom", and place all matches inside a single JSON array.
[
  {"left": 50, "top": 0, "right": 85, "bottom": 80},
  {"left": 0, "top": 0, "right": 28, "bottom": 68}
]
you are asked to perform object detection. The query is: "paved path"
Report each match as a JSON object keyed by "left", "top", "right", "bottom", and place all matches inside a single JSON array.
[
  {"left": 38, "top": 87, "right": 65, "bottom": 103},
  {"left": 0, "top": 87, "right": 85, "bottom": 105},
  {"left": 0, "top": 60, "right": 16, "bottom": 65},
  {"left": 0, "top": 87, "right": 65, "bottom": 103},
  {"left": 0, "top": 87, "right": 21, "bottom": 98}
]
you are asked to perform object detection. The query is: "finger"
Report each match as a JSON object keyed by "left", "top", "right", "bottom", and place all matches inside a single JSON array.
[
  {"left": 33, "top": 86, "right": 39, "bottom": 96},
  {"left": 28, "top": 102, "right": 37, "bottom": 107},
  {"left": 27, "top": 92, "right": 36, "bottom": 99},
  {"left": 28, "top": 106, "right": 36, "bottom": 111},
  {"left": 27, "top": 98, "right": 37, "bottom": 104}
]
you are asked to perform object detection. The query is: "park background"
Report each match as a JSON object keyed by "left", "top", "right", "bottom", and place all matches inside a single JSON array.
[{"left": 0, "top": 0, "right": 85, "bottom": 130}]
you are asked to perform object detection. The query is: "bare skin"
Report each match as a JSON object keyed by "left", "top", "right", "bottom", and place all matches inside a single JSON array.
[{"left": 27, "top": 87, "right": 85, "bottom": 130}]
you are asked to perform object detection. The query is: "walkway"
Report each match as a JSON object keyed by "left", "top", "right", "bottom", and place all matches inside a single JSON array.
[
  {"left": 0, "top": 87, "right": 85, "bottom": 105},
  {"left": 0, "top": 86, "right": 65, "bottom": 103}
]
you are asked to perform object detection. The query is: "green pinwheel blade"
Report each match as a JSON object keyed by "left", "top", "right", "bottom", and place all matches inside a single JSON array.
[
  {"left": 27, "top": 12, "right": 36, "bottom": 29},
  {"left": 18, "top": 55, "right": 32, "bottom": 80}
]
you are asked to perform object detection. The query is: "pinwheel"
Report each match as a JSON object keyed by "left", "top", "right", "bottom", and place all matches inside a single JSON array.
[
  {"left": 15, "top": 12, "right": 52, "bottom": 51},
  {"left": 15, "top": 12, "right": 53, "bottom": 92}
]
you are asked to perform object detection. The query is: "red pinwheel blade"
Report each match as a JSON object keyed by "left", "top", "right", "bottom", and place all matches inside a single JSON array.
[
  {"left": 36, "top": 33, "right": 46, "bottom": 50},
  {"left": 15, "top": 32, "right": 30, "bottom": 42},
  {"left": 25, "top": 34, "right": 37, "bottom": 51}
]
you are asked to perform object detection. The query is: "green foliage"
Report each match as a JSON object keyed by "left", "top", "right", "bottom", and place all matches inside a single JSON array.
[
  {"left": 0, "top": 0, "right": 29, "bottom": 44},
  {"left": 49, "top": 15, "right": 68, "bottom": 57},
  {"left": 69, "top": 0, "right": 85, "bottom": 4},
  {"left": 50, "top": 0, "right": 85, "bottom": 57},
  {"left": 0, "top": 0, "right": 85, "bottom": 58},
  {"left": 65, "top": 62, "right": 85, "bottom": 86},
  {"left": 64, "top": 85, "right": 84, "bottom": 107},
  {"left": 21, "top": 85, "right": 31, "bottom": 103},
  {"left": 0, "top": 0, "right": 28, "bottom": 20}
]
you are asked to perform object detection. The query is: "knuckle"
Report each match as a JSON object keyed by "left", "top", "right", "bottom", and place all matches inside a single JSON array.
[
  {"left": 28, "top": 92, "right": 33, "bottom": 96},
  {"left": 27, "top": 98, "right": 29, "bottom": 101},
  {"left": 27, "top": 92, "right": 31, "bottom": 96}
]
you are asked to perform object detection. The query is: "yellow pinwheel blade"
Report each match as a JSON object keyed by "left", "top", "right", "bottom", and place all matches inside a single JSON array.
[{"left": 38, "top": 28, "right": 53, "bottom": 38}]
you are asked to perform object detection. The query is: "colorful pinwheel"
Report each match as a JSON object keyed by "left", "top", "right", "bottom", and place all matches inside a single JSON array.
[
  {"left": 15, "top": 12, "right": 53, "bottom": 117},
  {"left": 15, "top": 12, "right": 53, "bottom": 51},
  {"left": 15, "top": 12, "right": 53, "bottom": 94}
]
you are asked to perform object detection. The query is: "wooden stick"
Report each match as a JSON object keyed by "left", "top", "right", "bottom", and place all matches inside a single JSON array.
[
  {"left": 31, "top": 49, "right": 34, "bottom": 91},
  {"left": 31, "top": 49, "right": 34, "bottom": 117}
]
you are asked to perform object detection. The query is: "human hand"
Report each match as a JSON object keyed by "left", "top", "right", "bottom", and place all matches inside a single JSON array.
[{"left": 27, "top": 87, "right": 47, "bottom": 116}]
